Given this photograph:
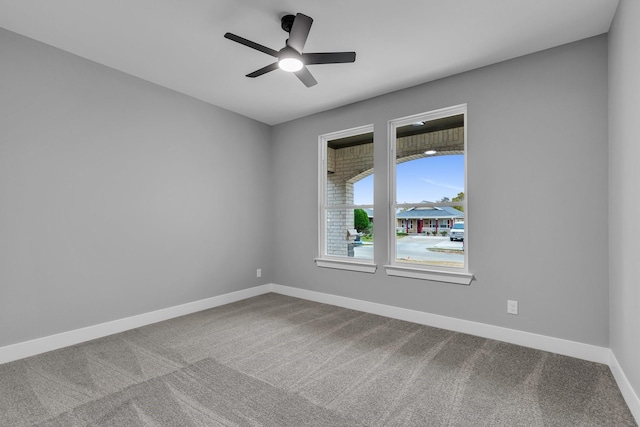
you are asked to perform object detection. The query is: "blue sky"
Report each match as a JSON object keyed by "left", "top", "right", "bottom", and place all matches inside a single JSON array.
[{"left": 353, "top": 155, "right": 464, "bottom": 205}]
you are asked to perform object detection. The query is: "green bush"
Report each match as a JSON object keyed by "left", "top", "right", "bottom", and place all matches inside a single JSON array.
[{"left": 354, "top": 209, "right": 371, "bottom": 233}]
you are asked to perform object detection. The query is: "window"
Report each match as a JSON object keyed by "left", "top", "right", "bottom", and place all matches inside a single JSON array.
[
  {"left": 315, "top": 125, "right": 376, "bottom": 273},
  {"left": 315, "top": 106, "right": 472, "bottom": 284},
  {"left": 385, "top": 104, "right": 472, "bottom": 285}
]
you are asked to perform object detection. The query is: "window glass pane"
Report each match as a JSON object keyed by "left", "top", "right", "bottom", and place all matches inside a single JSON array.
[
  {"left": 325, "top": 208, "right": 373, "bottom": 260},
  {"left": 321, "top": 126, "right": 374, "bottom": 262},
  {"left": 396, "top": 156, "right": 464, "bottom": 204},
  {"left": 326, "top": 132, "right": 374, "bottom": 206},
  {"left": 395, "top": 227, "right": 463, "bottom": 268},
  {"left": 394, "top": 114, "right": 465, "bottom": 268}
]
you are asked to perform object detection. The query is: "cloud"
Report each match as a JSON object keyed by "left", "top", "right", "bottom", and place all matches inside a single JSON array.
[{"left": 422, "top": 178, "right": 463, "bottom": 192}]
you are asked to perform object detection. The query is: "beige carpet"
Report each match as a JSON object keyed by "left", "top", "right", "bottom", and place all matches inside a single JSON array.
[{"left": 0, "top": 293, "right": 636, "bottom": 426}]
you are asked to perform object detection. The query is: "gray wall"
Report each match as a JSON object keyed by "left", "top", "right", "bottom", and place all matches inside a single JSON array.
[
  {"left": 0, "top": 23, "right": 618, "bottom": 360},
  {"left": 609, "top": 0, "right": 640, "bottom": 401},
  {"left": 271, "top": 35, "right": 609, "bottom": 346},
  {"left": 0, "top": 28, "right": 272, "bottom": 347}
]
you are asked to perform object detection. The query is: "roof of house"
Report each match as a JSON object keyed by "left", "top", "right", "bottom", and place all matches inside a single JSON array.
[{"left": 396, "top": 206, "right": 464, "bottom": 220}]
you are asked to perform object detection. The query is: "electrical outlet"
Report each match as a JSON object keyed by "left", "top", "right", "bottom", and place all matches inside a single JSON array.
[
  {"left": 507, "top": 300, "right": 518, "bottom": 315},
  {"left": 256, "top": 268, "right": 262, "bottom": 278}
]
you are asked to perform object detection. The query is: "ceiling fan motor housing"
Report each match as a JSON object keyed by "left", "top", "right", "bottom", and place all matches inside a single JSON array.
[{"left": 281, "top": 14, "right": 296, "bottom": 33}]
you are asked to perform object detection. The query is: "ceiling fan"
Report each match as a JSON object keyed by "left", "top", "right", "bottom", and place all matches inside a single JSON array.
[{"left": 224, "top": 13, "right": 356, "bottom": 87}]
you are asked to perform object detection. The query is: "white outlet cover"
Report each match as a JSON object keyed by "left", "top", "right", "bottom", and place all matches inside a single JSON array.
[{"left": 507, "top": 300, "right": 518, "bottom": 315}]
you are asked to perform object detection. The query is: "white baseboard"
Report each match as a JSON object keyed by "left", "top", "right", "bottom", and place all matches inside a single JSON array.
[
  {"left": 0, "top": 284, "right": 271, "bottom": 365},
  {"left": 270, "top": 284, "right": 639, "bottom": 424},
  {"left": 270, "top": 284, "right": 610, "bottom": 364},
  {"left": 0, "top": 283, "right": 607, "bottom": 365},
  {"left": 609, "top": 351, "right": 640, "bottom": 423},
  {"left": 1, "top": 282, "right": 637, "bottom": 424}
]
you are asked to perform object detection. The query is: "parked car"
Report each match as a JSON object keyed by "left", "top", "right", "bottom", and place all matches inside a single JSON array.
[{"left": 450, "top": 222, "right": 464, "bottom": 241}]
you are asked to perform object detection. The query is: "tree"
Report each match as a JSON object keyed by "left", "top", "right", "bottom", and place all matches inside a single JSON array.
[
  {"left": 354, "top": 209, "right": 371, "bottom": 233},
  {"left": 452, "top": 192, "right": 464, "bottom": 212}
]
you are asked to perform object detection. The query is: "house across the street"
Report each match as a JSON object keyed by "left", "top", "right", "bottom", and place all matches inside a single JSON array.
[{"left": 396, "top": 206, "right": 463, "bottom": 234}]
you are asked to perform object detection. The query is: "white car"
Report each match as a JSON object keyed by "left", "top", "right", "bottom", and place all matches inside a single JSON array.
[{"left": 450, "top": 222, "right": 464, "bottom": 241}]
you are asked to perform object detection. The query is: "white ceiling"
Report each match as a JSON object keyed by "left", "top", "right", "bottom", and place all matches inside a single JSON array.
[{"left": 0, "top": 0, "right": 619, "bottom": 125}]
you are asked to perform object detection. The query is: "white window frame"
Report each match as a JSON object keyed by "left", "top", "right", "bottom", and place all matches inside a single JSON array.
[
  {"left": 315, "top": 124, "right": 377, "bottom": 273},
  {"left": 384, "top": 104, "right": 473, "bottom": 285}
]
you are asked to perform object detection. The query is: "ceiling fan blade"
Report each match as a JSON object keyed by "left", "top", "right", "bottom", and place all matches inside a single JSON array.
[
  {"left": 224, "top": 32, "right": 279, "bottom": 58},
  {"left": 246, "top": 62, "right": 279, "bottom": 78},
  {"left": 303, "top": 52, "right": 356, "bottom": 65},
  {"left": 287, "top": 13, "right": 313, "bottom": 53},
  {"left": 294, "top": 66, "right": 318, "bottom": 87}
]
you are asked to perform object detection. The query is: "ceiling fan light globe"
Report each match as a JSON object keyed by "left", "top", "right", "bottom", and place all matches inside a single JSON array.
[{"left": 279, "top": 57, "right": 303, "bottom": 72}]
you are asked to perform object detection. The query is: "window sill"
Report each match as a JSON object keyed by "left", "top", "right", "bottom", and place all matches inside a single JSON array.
[
  {"left": 383, "top": 264, "right": 473, "bottom": 285},
  {"left": 315, "top": 258, "right": 377, "bottom": 274}
]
